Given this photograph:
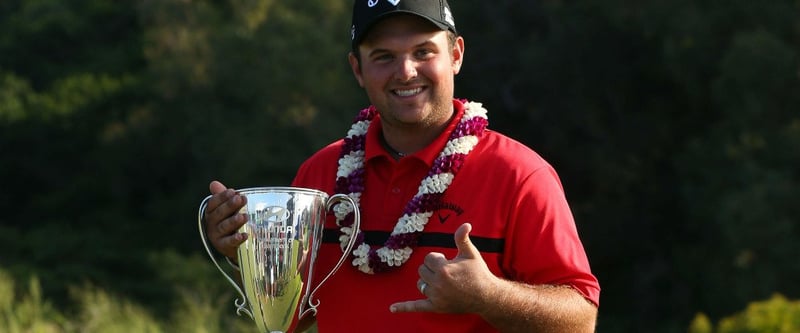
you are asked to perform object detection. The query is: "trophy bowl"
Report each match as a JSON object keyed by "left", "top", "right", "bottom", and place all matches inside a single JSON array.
[{"left": 198, "top": 187, "right": 360, "bottom": 333}]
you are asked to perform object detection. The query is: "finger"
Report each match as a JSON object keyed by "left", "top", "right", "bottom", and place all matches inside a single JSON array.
[
  {"left": 423, "top": 252, "right": 448, "bottom": 271},
  {"left": 215, "top": 232, "right": 248, "bottom": 259},
  {"left": 418, "top": 260, "right": 440, "bottom": 283},
  {"left": 214, "top": 212, "right": 248, "bottom": 238},
  {"left": 206, "top": 190, "right": 247, "bottom": 226},
  {"left": 389, "top": 299, "right": 434, "bottom": 313},
  {"left": 204, "top": 181, "right": 248, "bottom": 259},
  {"left": 205, "top": 181, "right": 230, "bottom": 213},
  {"left": 417, "top": 279, "right": 426, "bottom": 294},
  {"left": 204, "top": 188, "right": 234, "bottom": 219},
  {"left": 418, "top": 261, "right": 433, "bottom": 279},
  {"left": 209, "top": 180, "right": 227, "bottom": 194},
  {"left": 454, "top": 223, "right": 480, "bottom": 260},
  {"left": 219, "top": 231, "right": 248, "bottom": 248}
]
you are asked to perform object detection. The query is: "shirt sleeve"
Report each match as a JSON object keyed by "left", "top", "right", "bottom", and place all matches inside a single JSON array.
[{"left": 503, "top": 164, "right": 601, "bottom": 306}]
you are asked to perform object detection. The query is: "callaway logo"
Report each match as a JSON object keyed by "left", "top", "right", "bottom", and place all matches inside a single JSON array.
[
  {"left": 436, "top": 201, "right": 464, "bottom": 224},
  {"left": 368, "top": 0, "right": 400, "bottom": 8}
]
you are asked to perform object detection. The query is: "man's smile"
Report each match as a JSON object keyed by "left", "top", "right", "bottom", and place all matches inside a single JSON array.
[{"left": 393, "top": 86, "right": 425, "bottom": 97}]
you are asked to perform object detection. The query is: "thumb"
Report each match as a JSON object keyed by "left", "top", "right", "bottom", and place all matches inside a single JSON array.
[
  {"left": 454, "top": 223, "right": 480, "bottom": 260},
  {"left": 209, "top": 180, "right": 228, "bottom": 194}
]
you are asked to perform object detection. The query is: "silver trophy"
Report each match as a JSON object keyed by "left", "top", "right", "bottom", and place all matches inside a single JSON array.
[{"left": 198, "top": 187, "right": 360, "bottom": 333}]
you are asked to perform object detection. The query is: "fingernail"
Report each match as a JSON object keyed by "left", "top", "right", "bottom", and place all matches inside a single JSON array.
[{"left": 389, "top": 305, "right": 397, "bottom": 313}]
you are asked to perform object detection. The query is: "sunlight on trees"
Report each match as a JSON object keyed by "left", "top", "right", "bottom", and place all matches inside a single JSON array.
[
  {"left": 0, "top": 268, "right": 279, "bottom": 333},
  {"left": 690, "top": 294, "right": 800, "bottom": 333}
]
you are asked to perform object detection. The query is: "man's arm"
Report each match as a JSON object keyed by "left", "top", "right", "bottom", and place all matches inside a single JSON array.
[
  {"left": 390, "top": 223, "right": 597, "bottom": 333},
  {"left": 476, "top": 279, "right": 597, "bottom": 333}
]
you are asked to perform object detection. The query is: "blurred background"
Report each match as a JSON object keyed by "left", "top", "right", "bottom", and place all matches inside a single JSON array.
[{"left": 1, "top": 1, "right": 799, "bottom": 332}]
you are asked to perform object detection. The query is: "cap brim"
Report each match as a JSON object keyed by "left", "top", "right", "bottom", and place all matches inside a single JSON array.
[{"left": 353, "top": 11, "right": 453, "bottom": 49}]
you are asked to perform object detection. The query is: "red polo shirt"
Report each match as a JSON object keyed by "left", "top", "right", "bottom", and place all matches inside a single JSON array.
[{"left": 291, "top": 100, "right": 599, "bottom": 332}]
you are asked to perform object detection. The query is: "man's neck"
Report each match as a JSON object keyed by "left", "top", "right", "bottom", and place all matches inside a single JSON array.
[{"left": 380, "top": 109, "right": 456, "bottom": 157}]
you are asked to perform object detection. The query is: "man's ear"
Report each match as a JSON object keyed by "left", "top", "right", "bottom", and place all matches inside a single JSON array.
[
  {"left": 348, "top": 52, "right": 365, "bottom": 87},
  {"left": 452, "top": 36, "right": 465, "bottom": 75}
]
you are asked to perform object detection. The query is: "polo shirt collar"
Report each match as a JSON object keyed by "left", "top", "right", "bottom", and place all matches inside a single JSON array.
[{"left": 364, "top": 99, "right": 466, "bottom": 167}]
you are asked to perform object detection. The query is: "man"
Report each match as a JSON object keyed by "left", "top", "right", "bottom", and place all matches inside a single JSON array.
[{"left": 204, "top": 0, "right": 600, "bottom": 332}]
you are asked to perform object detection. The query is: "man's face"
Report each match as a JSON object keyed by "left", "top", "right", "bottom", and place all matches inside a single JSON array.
[{"left": 349, "top": 14, "right": 464, "bottom": 131}]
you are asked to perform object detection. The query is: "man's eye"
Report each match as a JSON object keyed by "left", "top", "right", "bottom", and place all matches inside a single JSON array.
[
  {"left": 415, "top": 49, "right": 434, "bottom": 58},
  {"left": 373, "top": 54, "right": 393, "bottom": 62}
]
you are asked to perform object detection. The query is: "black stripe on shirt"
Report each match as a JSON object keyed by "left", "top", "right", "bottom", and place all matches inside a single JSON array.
[{"left": 322, "top": 228, "right": 504, "bottom": 254}]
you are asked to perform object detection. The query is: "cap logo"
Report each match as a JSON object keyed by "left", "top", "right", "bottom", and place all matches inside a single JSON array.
[
  {"left": 367, "top": 0, "right": 400, "bottom": 8},
  {"left": 444, "top": 7, "right": 455, "bottom": 27}
]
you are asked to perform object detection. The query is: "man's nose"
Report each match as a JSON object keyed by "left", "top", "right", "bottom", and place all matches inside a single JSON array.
[{"left": 394, "top": 56, "right": 418, "bottom": 81}]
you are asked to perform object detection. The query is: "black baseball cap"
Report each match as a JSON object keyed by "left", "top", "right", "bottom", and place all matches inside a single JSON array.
[{"left": 351, "top": 0, "right": 457, "bottom": 51}]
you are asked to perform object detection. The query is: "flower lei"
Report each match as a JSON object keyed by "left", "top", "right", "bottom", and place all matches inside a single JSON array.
[{"left": 333, "top": 100, "right": 489, "bottom": 274}]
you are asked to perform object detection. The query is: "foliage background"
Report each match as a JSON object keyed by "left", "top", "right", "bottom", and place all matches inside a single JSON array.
[{"left": 1, "top": 0, "right": 798, "bottom": 332}]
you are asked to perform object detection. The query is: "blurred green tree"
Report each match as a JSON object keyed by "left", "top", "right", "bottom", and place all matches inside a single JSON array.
[{"left": 689, "top": 294, "right": 800, "bottom": 333}]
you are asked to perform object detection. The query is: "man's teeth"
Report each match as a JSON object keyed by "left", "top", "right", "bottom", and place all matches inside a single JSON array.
[{"left": 395, "top": 87, "right": 422, "bottom": 97}]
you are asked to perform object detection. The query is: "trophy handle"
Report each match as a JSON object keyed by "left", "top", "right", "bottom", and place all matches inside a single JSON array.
[
  {"left": 299, "top": 193, "right": 361, "bottom": 318},
  {"left": 197, "top": 195, "right": 254, "bottom": 319}
]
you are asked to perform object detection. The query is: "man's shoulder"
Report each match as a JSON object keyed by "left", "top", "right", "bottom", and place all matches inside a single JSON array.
[
  {"left": 293, "top": 139, "right": 344, "bottom": 188},
  {"left": 474, "top": 130, "right": 550, "bottom": 170},
  {"left": 303, "top": 139, "right": 344, "bottom": 164}
]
